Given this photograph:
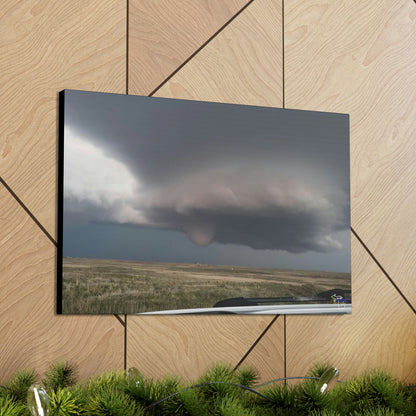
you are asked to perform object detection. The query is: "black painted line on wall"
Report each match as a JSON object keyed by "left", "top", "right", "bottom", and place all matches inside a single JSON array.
[
  {"left": 351, "top": 227, "right": 416, "bottom": 315},
  {"left": 0, "top": 176, "right": 57, "bottom": 247},
  {"left": 114, "top": 314, "right": 126, "bottom": 327},
  {"left": 283, "top": 314, "right": 287, "bottom": 379},
  {"left": 233, "top": 315, "right": 280, "bottom": 371},
  {"left": 124, "top": 314, "right": 128, "bottom": 371},
  {"left": 148, "top": 0, "right": 256, "bottom": 97}
]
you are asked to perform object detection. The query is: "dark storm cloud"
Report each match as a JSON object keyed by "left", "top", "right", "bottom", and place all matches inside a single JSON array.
[
  {"left": 145, "top": 207, "right": 344, "bottom": 253},
  {"left": 63, "top": 90, "right": 350, "bottom": 254}
]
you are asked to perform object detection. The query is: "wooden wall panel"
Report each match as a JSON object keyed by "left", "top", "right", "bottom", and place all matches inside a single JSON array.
[
  {"left": 287, "top": 240, "right": 416, "bottom": 382},
  {"left": 128, "top": 0, "right": 249, "bottom": 95},
  {"left": 155, "top": 0, "right": 283, "bottom": 107},
  {"left": 127, "top": 315, "right": 279, "bottom": 381},
  {"left": 1, "top": 0, "right": 414, "bottom": 386},
  {"left": 127, "top": 0, "right": 284, "bottom": 382},
  {"left": 285, "top": 0, "right": 416, "bottom": 382},
  {"left": 240, "top": 318, "right": 285, "bottom": 383},
  {"left": 285, "top": 0, "right": 416, "bottom": 306},
  {"left": 0, "top": 185, "right": 124, "bottom": 383},
  {"left": 0, "top": 0, "right": 126, "bottom": 238},
  {"left": 0, "top": 0, "right": 126, "bottom": 382}
]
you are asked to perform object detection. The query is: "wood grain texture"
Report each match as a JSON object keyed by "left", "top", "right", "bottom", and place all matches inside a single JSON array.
[
  {"left": 127, "top": 315, "right": 281, "bottom": 381},
  {"left": 1, "top": 0, "right": 413, "bottom": 387},
  {"left": 128, "top": 0, "right": 249, "bottom": 95},
  {"left": 155, "top": 0, "right": 283, "bottom": 107},
  {"left": 285, "top": 0, "right": 416, "bottom": 306},
  {"left": 0, "top": 0, "right": 126, "bottom": 239},
  {"left": 239, "top": 317, "right": 284, "bottom": 383},
  {"left": 127, "top": 0, "right": 284, "bottom": 382},
  {"left": 0, "top": 185, "right": 124, "bottom": 383},
  {"left": 286, "top": 238, "right": 416, "bottom": 382}
]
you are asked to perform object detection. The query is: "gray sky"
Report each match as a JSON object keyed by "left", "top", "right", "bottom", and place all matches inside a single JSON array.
[{"left": 63, "top": 90, "right": 351, "bottom": 272}]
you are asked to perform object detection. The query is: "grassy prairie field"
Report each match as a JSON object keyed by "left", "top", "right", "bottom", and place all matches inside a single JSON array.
[{"left": 62, "top": 257, "right": 350, "bottom": 314}]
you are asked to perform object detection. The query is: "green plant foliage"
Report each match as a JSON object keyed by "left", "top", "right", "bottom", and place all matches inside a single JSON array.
[
  {"left": 345, "top": 369, "right": 406, "bottom": 414},
  {"left": 4, "top": 369, "right": 37, "bottom": 404},
  {"left": 86, "top": 371, "right": 128, "bottom": 394},
  {"left": 62, "top": 370, "right": 130, "bottom": 415},
  {"left": 48, "top": 388, "right": 79, "bottom": 416},
  {"left": 218, "top": 396, "right": 256, "bottom": 416},
  {"left": 296, "top": 379, "right": 331, "bottom": 415},
  {"left": 66, "top": 383, "right": 90, "bottom": 415},
  {"left": 123, "top": 374, "right": 180, "bottom": 411},
  {"left": 401, "top": 386, "right": 416, "bottom": 415},
  {"left": 197, "top": 363, "right": 240, "bottom": 402},
  {"left": 158, "top": 388, "right": 209, "bottom": 416},
  {"left": 0, "top": 396, "right": 26, "bottom": 416},
  {"left": 42, "top": 362, "right": 77, "bottom": 392},
  {"left": 199, "top": 363, "right": 235, "bottom": 385},
  {"left": 235, "top": 366, "right": 258, "bottom": 389},
  {"left": 309, "top": 410, "right": 341, "bottom": 416},
  {"left": 85, "top": 386, "right": 138, "bottom": 416},
  {"left": 2, "top": 361, "right": 416, "bottom": 415},
  {"left": 352, "top": 408, "right": 405, "bottom": 415},
  {"left": 258, "top": 383, "right": 298, "bottom": 415},
  {"left": 155, "top": 376, "right": 182, "bottom": 400},
  {"left": 308, "top": 362, "right": 333, "bottom": 378},
  {"left": 0, "top": 388, "right": 7, "bottom": 401},
  {"left": 323, "top": 381, "right": 351, "bottom": 414}
]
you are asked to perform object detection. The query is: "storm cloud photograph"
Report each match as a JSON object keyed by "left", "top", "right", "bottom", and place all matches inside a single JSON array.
[{"left": 59, "top": 89, "right": 351, "bottom": 315}]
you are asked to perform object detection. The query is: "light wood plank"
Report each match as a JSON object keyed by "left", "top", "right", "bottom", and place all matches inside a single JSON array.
[
  {"left": 155, "top": 0, "right": 283, "bottom": 107},
  {"left": 0, "top": 0, "right": 126, "bottom": 239},
  {"left": 127, "top": 0, "right": 283, "bottom": 381},
  {"left": 240, "top": 317, "right": 284, "bottom": 384},
  {"left": 127, "top": 315, "right": 278, "bottom": 381},
  {"left": 128, "top": 0, "right": 249, "bottom": 95},
  {"left": 285, "top": 0, "right": 416, "bottom": 306},
  {"left": 287, "top": 238, "right": 416, "bottom": 383},
  {"left": 0, "top": 185, "right": 124, "bottom": 383}
]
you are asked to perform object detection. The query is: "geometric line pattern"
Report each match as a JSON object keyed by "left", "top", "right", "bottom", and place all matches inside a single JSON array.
[{"left": 1, "top": 0, "right": 413, "bottom": 382}]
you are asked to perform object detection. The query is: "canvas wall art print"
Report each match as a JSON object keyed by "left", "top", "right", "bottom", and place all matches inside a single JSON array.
[{"left": 58, "top": 90, "right": 351, "bottom": 315}]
